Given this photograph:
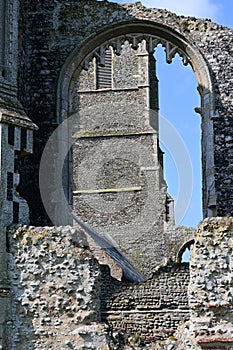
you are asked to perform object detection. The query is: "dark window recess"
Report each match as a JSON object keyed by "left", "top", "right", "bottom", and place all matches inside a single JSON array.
[
  {"left": 96, "top": 49, "right": 112, "bottom": 89},
  {"left": 14, "top": 151, "right": 21, "bottom": 173},
  {"left": 8, "top": 125, "right": 15, "bottom": 146},
  {"left": 7, "top": 172, "right": 13, "bottom": 201},
  {"left": 21, "top": 129, "right": 27, "bottom": 150},
  {"left": 6, "top": 231, "right": 10, "bottom": 253},
  {"left": 13, "top": 201, "right": 19, "bottom": 223}
]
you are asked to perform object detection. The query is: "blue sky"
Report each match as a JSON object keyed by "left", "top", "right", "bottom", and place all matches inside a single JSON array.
[
  {"left": 106, "top": 0, "right": 233, "bottom": 228},
  {"left": 108, "top": 0, "right": 233, "bottom": 28}
]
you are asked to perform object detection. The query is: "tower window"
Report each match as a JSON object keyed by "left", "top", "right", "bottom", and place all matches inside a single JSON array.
[
  {"left": 96, "top": 48, "right": 112, "bottom": 89},
  {"left": 7, "top": 172, "right": 13, "bottom": 201},
  {"left": 8, "top": 125, "right": 15, "bottom": 146},
  {"left": 21, "top": 129, "right": 27, "bottom": 150},
  {"left": 13, "top": 201, "right": 19, "bottom": 223}
]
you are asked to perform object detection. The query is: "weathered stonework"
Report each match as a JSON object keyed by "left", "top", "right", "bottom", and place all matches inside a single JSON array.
[
  {"left": 187, "top": 217, "right": 233, "bottom": 349},
  {"left": 100, "top": 263, "right": 190, "bottom": 345},
  {"left": 12, "top": 0, "right": 233, "bottom": 223},
  {"left": 159, "top": 217, "right": 233, "bottom": 350},
  {"left": 3, "top": 218, "right": 232, "bottom": 350},
  {"left": 2, "top": 225, "right": 192, "bottom": 349},
  {"left": 5, "top": 225, "right": 108, "bottom": 350},
  {"left": 0, "top": 1, "right": 233, "bottom": 349}
]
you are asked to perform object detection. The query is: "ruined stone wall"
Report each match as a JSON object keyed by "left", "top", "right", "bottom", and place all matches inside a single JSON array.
[
  {"left": 2, "top": 219, "right": 233, "bottom": 350},
  {"left": 5, "top": 225, "right": 108, "bottom": 350},
  {"left": 4, "top": 225, "right": 191, "bottom": 349},
  {"left": 17, "top": 0, "right": 233, "bottom": 224},
  {"left": 100, "top": 263, "right": 190, "bottom": 346},
  {"left": 159, "top": 217, "right": 233, "bottom": 350},
  {"left": 187, "top": 217, "right": 233, "bottom": 349}
]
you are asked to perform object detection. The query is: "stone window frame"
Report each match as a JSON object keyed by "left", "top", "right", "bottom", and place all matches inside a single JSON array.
[{"left": 56, "top": 19, "right": 218, "bottom": 222}]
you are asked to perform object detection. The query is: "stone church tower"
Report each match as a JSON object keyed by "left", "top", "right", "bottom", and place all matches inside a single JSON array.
[{"left": 72, "top": 40, "right": 176, "bottom": 272}]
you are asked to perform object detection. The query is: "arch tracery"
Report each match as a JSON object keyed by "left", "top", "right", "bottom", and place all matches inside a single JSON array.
[{"left": 81, "top": 33, "right": 189, "bottom": 70}]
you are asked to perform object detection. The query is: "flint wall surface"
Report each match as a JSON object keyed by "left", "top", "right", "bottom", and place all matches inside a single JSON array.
[
  {"left": 5, "top": 225, "right": 108, "bottom": 350},
  {"left": 4, "top": 225, "right": 192, "bottom": 349}
]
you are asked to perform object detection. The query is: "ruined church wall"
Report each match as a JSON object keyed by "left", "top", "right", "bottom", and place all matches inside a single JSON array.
[
  {"left": 17, "top": 0, "right": 233, "bottom": 224},
  {"left": 188, "top": 217, "right": 233, "bottom": 348},
  {"left": 186, "top": 21, "right": 233, "bottom": 217},
  {"left": 2, "top": 218, "right": 232, "bottom": 349},
  {"left": 164, "top": 217, "right": 233, "bottom": 350}
]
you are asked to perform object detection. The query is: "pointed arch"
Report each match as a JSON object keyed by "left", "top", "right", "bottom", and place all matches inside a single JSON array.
[
  {"left": 177, "top": 239, "right": 195, "bottom": 263},
  {"left": 57, "top": 19, "right": 217, "bottom": 219}
]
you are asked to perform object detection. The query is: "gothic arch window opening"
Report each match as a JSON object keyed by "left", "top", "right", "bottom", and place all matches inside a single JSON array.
[
  {"left": 72, "top": 38, "right": 202, "bottom": 227},
  {"left": 58, "top": 21, "right": 216, "bottom": 225},
  {"left": 178, "top": 240, "right": 195, "bottom": 263}
]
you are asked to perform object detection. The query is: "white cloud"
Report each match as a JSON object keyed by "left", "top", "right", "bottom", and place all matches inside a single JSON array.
[{"left": 115, "top": 0, "right": 220, "bottom": 21}]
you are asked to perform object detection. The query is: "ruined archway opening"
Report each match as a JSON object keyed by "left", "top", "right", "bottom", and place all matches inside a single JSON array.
[
  {"left": 69, "top": 38, "right": 203, "bottom": 229},
  {"left": 57, "top": 21, "right": 216, "bottom": 229},
  {"left": 154, "top": 45, "right": 202, "bottom": 227},
  {"left": 55, "top": 21, "right": 216, "bottom": 273},
  {"left": 177, "top": 240, "right": 195, "bottom": 263},
  {"left": 66, "top": 36, "right": 203, "bottom": 271}
]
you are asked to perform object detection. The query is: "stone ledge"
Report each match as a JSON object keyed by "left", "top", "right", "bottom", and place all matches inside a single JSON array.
[{"left": 197, "top": 337, "right": 233, "bottom": 344}]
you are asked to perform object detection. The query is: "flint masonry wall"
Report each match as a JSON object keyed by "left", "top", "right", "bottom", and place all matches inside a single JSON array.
[
  {"left": 162, "top": 217, "right": 233, "bottom": 350},
  {"left": 17, "top": 0, "right": 233, "bottom": 224},
  {"left": 187, "top": 217, "right": 233, "bottom": 349},
  {"left": 4, "top": 225, "right": 192, "bottom": 349},
  {"left": 5, "top": 225, "right": 108, "bottom": 350},
  {"left": 73, "top": 132, "right": 168, "bottom": 273},
  {"left": 100, "top": 263, "right": 190, "bottom": 346}
]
